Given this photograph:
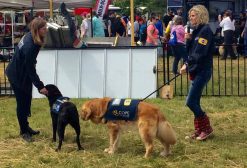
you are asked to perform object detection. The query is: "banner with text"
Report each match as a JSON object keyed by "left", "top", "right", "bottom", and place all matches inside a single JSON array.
[{"left": 94, "top": 0, "right": 111, "bottom": 18}]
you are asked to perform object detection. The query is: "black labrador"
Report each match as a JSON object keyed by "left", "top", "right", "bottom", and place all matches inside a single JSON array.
[{"left": 45, "top": 84, "right": 83, "bottom": 151}]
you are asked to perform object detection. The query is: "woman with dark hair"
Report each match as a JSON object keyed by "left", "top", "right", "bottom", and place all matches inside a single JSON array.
[
  {"left": 170, "top": 16, "right": 187, "bottom": 74},
  {"left": 146, "top": 13, "right": 159, "bottom": 46},
  {"left": 6, "top": 18, "right": 48, "bottom": 142},
  {"left": 103, "top": 14, "right": 110, "bottom": 37},
  {"left": 92, "top": 11, "right": 105, "bottom": 37},
  {"left": 219, "top": 10, "right": 237, "bottom": 59}
]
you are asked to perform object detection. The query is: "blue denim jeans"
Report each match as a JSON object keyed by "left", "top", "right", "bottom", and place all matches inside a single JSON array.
[{"left": 186, "top": 69, "right": 211, "bottom": 118}]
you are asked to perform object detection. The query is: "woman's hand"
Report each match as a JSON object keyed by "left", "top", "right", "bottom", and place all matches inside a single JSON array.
[
  {"left": 40, "top": 87, "right": 48, "bottom": 95},
  {"left": 180, "top": 64, "right": 187, "bottom": 74},
  {"left": 184, "top": 33, "right": 192, "bottom": 40}
]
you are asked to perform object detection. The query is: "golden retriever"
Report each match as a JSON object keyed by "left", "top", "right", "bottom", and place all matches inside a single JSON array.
[{"left": 80, "top": 97, "right": 176, "bottom": 158}]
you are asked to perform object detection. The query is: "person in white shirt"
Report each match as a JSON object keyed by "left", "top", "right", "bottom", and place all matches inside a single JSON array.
[
  {"left": 219, "top": 10, "right": 237, "bottom": 59},
  {"left": 80, "top": 12, "right": 89, "bottom": 39}
]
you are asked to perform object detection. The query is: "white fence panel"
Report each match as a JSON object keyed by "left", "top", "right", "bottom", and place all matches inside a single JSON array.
[
  {"left": 80, "top": 49, "right": 105, "bottom": 98},
  {"left": 33, "top": 48, "right": 157, "bottom": 99}
]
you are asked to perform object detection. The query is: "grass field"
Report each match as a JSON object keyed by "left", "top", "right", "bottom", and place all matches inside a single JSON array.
[{"left": 0, "top": 97, "right": 247, "bottom": 168}]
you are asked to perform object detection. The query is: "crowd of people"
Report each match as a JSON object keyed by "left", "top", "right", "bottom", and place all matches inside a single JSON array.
[
  {"left": 73, "top": 7, "right": 247, "bottom": 61},
  {"left": 76, "top": 10, "right": 165, "bottom": 47}
]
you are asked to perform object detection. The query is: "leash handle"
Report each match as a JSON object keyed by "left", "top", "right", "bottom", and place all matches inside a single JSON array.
[{"left": 141, "top": 74, "right": 181, "bottom": 101}]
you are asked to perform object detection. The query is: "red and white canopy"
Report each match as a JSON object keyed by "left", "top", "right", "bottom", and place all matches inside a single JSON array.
[{"left": 0, "top": 0, "right": 93, "bottom": 10}]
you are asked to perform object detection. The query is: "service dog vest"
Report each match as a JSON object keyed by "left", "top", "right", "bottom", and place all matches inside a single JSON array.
[
  {"left": 104, "top": 99, "right": 140, "bottom": 121},
  {"left": 51, "top": 97, "right": 70, "bottom": 114}
]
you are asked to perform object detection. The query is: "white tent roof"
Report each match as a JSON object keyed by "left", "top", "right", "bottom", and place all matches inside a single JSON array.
[{"left": 0, "top": 0, "right": 93, "bottom": 10}]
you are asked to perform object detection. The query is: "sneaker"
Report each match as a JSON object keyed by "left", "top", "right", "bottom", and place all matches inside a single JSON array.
[
  {"left": 196, "top": 129, "right": 213, "bottom": 141},
  {"left": 21, "top": 133, "right": 33, "bottom": 142},
  {"left": 185, "top": 131, "right": 200, "bottom": 140}
]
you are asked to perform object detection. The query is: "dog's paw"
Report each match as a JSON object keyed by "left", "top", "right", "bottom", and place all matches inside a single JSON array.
[
  {"left": 55, "top": 148, "right": 61, "bottom": 152},
  {"left": 107, "top": 150, "right": 114, "bottom": 154},
  {"left": 104, "top": 148, "right": 114, "bottom": 154},
  {"left": 104, "top": 148, "right": 110, "bottom": 153},
  {"left": 160, "top": 151, "right": 171, "bottom": 157},
  {"left": 144, "top": 155, "right": 149, "bottom": 158},
  {"left": 78, "top": 146, "right": 84, "bottom": 151}
]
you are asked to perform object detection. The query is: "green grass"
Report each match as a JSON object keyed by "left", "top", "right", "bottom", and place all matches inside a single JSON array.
[{"left": 0, "top": 97, "right": 247, "bottom": 168}]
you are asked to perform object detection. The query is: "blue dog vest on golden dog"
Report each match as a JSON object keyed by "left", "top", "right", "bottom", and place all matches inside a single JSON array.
[
  {"left": 52, "top": 97, "right": 70, "bottom": 113},
  {"left": 104, "top": 99, "right": 140, "bottom": 121}
]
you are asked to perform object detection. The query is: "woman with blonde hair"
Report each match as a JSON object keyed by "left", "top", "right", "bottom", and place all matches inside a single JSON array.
[
  {"left": 180, "top": 5, "right": 214, "bottom": 141},
  {"left": 6, "top": 17, "right": 48, "bottom": 142}
]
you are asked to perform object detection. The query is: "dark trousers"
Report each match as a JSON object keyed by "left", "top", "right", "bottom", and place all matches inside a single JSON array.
[
  {"left": 244, "top": 36, "right": 247, "bottom": 56},
  {"left": 223, "top": 30, "right": 236, "bottom": 58},
  {"left": 171, "top": 43, "right": 187, "bottom": 74},
  {"left": 11, "top": 84, "right": 32, "bottom": 134}
]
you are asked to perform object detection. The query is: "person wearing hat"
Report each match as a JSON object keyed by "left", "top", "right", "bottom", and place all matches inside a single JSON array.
[{"left": 138, "top": 17, "right": 147, "bottom": 45}]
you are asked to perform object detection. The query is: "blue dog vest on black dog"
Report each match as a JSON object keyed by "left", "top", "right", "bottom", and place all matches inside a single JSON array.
[
  {"left": 51, "top": 97, "right": 70, "bottom": 114},
  {"left": 104, "top": 99, "right": 140, "bottom": 121}
]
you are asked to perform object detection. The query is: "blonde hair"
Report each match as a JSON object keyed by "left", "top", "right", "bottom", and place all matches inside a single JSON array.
[
  {"left": 189, "top": 5, "right": 209, "bottom": 25},
  {"left": 30, "top": 18, "right": 47, "bottom": 46}
]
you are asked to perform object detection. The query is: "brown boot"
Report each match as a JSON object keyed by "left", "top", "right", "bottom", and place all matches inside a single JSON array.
[
  {"left": 196, "top": 115, "right": 213, "bottom": 141},
  {"left": 185, "top": 117, "right": 201, "bottom": 140}
]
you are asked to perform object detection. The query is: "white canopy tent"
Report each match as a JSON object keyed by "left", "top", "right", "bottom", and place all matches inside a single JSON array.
[{"left": 0, "top": 0, "right": 93, "bottom": 10}]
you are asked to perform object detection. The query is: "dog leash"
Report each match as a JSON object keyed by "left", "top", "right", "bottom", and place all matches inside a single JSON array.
[{"left": 141, "top": 73, "right": 181, "bottom": 101}]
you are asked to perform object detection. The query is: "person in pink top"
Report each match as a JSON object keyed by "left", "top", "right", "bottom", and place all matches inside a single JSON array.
[
  {"left": 170, "top": 16, "right": 188, "bottom": 74},
  {"left": 146, "top": 13, "right": 159, "bottom": 46}
]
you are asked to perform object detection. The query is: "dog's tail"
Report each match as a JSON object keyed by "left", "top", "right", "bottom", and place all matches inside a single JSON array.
[{"left": 157, "top": 114, "right": 176, "bottom": 145}]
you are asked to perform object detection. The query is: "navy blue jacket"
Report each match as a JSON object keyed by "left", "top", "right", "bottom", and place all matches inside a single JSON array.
[
  {"left": 6, "top": 32, "right": 44, "bottom": 93},
  {"left": 187, "top": 24, "right": 214, "bottom": 76}
]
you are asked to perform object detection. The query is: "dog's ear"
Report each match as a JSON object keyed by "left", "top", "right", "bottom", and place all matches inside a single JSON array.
[
  {"left": 99, "top": 97, "right": 111, "bottom": 117},
  {"left": 80, "top": 103, "right": 92, "bottom": 120}
]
